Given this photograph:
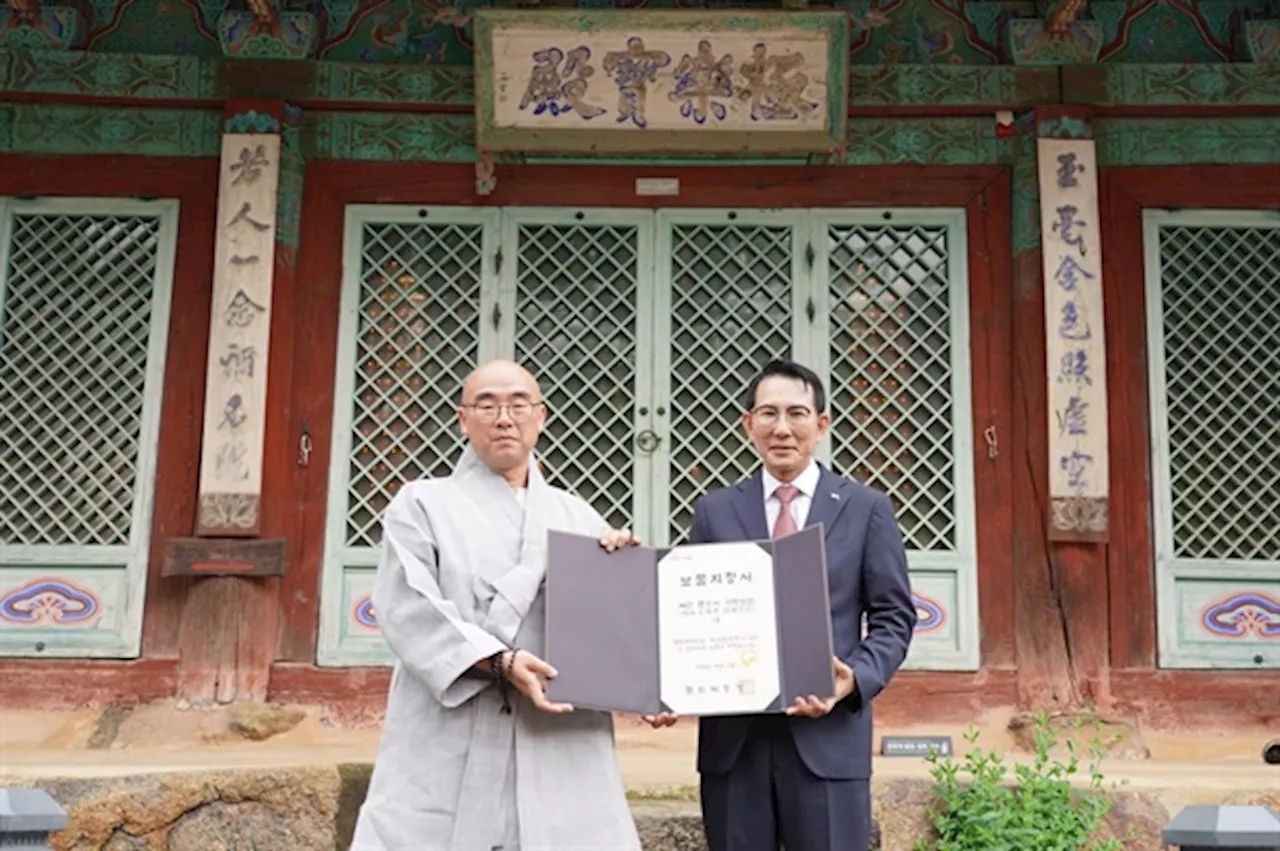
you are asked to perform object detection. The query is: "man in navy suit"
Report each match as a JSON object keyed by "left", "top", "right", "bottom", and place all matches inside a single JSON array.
[{"left": 647, "top": 359, "right": 917, "bottom": 851}]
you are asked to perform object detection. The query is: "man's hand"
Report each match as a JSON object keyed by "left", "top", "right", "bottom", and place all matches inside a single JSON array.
[
  {"left": 599, "top": 527, "right": 641, "bottom": 552},
  {"left": 506, "top": 650, "right": 574, "bottom": 714},
  {"left": 641, "top": 712, "right": 679, "bottom": 728},
  {"left": 785, "top": 656, "right": 856, "bottom": 718}
]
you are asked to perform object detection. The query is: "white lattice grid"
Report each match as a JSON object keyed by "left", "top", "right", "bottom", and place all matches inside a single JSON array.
[
  {"left": 1155, "top": 223, "right": 1280, "bottom": 562},
  {"left": 342, "top": 220, "right": 485, "bottom": 549},
  {"left": 0, "top": 212, "right": 162, "bottom": 547},
  {"left": 825, "top": 223, "right": 958, "bottom": 553},
  {"left": 665, "top": 221, "right": 796, "bottom": 544},
  {"left": 513, "top": 221, "right": 640, "bottom": 531}
]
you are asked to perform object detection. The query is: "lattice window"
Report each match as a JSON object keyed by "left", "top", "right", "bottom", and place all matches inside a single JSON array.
[
  {"left": 513, "top": 220, "right": 640, "bottom": 531},
  {"left": 666, "top": 221, "right": 795, "bottom": 544},
  {"left": 341, "top": 220, "right": 485, "bottom": 550},
  {"left": 0, "top": 211, "right": 163, "bottom": 547},
  {"left": 825, "top": 223, "right": 959, "bottom": 553},
  {"left": 1154, "top": 223, "right": 1280, "bottom": 562}
]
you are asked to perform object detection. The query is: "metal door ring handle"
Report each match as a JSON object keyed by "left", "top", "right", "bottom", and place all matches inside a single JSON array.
[{"left": 636, "top": 429, "right": 660, "bottom": 453}]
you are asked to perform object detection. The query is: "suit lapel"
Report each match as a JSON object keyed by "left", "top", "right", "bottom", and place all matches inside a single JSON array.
[
  {"left": 805, "top": 465, "right": 852, "bottom": 541},
  {"left": 730, "top": 473, "right": 770, "bottom": 540}
]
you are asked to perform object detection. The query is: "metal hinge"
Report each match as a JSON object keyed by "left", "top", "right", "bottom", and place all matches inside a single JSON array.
[
  {"left": 491, "top": 303, "right": 502, "bottom": 330},
  {"left": 806, "top": 297, "right": 816, "bottom": 323},
  {"left": 494, "top": 247, "right": 504, "bottom": 275},
  {"left": 805, "top": 242, "right": 815, "bottom": 269}
]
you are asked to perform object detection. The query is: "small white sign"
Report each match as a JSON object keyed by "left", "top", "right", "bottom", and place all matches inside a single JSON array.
[{"left": 636, "top": 177, "right": 680, "bottom": 197}]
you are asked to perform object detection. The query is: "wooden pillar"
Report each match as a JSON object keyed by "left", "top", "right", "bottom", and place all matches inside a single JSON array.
[
  {"left": 1009, "top": 106, "right": 1112, "bottom": 711},
  {"left": 171, "top": 100, "right": 304, "bottom": 704}
]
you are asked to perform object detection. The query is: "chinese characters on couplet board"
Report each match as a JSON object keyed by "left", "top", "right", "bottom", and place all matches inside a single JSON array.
[
  {"left": 1037, "top": 137, "right": 1109, "bottom": 538},
  {"left": 656, "top": 542, "right": 780, "bottom": 716},
  {"left": 195, "top": 134, "right": 281, "bottom": 535}
]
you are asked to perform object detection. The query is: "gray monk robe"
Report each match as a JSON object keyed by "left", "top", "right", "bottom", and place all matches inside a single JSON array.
[{"left": 350, "top": 446, "right": 641, "bottom": 851}]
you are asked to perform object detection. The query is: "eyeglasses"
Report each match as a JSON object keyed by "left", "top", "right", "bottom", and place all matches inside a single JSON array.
[
  {"left": 750, "top": 405, "right": 815, "bottom": 427},
  {"left": 461, "top": 401, "right": 543, "bottom": 423}
]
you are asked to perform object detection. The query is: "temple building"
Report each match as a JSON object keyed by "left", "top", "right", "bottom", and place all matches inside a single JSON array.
[{"left": 0, "top": 0, "right": 1276, "bottom": 730}]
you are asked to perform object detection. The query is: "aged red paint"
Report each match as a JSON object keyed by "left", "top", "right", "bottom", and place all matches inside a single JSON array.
[{"left": 0, "top": 659, "right": 179, "bottom": 709}]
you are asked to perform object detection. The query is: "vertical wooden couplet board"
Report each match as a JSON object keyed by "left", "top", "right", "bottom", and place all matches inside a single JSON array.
[
  {"left": 195, "top": 129, "right": 282, "bottom": 536},
  {"left": 1037, "top": 134, "right": 1110, "bottom": 542}
]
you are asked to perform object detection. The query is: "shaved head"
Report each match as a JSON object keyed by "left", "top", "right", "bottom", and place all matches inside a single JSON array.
[
  {"left": 461, "top": 358, "right": 540, "bottom": 403},
  {"left": 457, "top": 359, "right": 546, "bottom": 486}
]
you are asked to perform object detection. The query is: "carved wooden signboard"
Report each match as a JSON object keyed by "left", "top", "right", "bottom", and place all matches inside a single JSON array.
[
  {"left": 196, "top": 132, "right": 281, "bottom": 536},
  {"left": 162, "top": 537, "right": 286, "bottom": 578},
  {"left": 1037, "top": 137, "right": 1110, "bottom": 542},
  {"left": 474, "top": 10, "right": 850, "bottom": 156}
]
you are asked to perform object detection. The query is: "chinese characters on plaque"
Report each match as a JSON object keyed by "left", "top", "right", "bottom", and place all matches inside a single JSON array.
[
  {"left": 474, "top": 11, "right": 848, "bottom": 155},
  {"left": 1037, "top": 137, "right": 1109, "bottom": 540},
  {"left": 196, "top": 133, "right": 281, "bottom": 536}
]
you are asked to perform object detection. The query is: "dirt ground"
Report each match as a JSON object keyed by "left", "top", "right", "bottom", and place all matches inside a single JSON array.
[{"left": 2, "top": 701, "right": 1276, "bottom": 796}]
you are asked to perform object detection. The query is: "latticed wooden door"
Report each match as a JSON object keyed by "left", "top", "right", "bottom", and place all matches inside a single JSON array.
[
  {"left": 809, "top": 210, "right": 978, "bottom": 670},
  {"left": 1143, "top": 210, "right": 1280, "bottom": 669},
  {"left": 320, "top": 205, "right": 979, "bottom": 672},
  {"left": 0, "top": 198, "right": 178, "bottom": 658},
  {"left": 320, "top": 206, "right": 500, "bottom": 665}
]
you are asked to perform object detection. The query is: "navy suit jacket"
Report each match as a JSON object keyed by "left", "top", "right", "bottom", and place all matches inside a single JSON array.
[{"left": 688, "top": 464, "right": 917, "bottom": 781}]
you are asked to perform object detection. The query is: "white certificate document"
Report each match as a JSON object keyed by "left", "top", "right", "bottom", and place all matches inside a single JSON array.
[{"left": 656, "top": 541, "right": 781, "bottom": 715}]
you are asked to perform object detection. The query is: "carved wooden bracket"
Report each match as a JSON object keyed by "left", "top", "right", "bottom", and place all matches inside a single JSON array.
[
  {"left": 1046, "top": 0, "right": 1088, "bottom": 37},
  {"left": 5, "top": 0, "right": 40, "bottom": 24}
]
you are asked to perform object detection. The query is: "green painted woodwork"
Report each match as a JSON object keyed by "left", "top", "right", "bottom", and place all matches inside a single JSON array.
[
  {"left": 278, "top": 124, "right": 305, "bottom": 250},
  {"left": 848, "top": 64, "right": 1057, "bottom": 107},
  {"left": 1011, "top": 128, "right": 1040, "bottom": 255},
  {"left": 312, "top": 61, "right": 475, "bottom": 106},
  {"left": 0, "top": 48, "right": 216, "bottom": 99},
  {"left": 1063, "top": 63, "right": 1280, "bottom": 106},
  {"left": 1095, "top": 118, "right": 1280, "bottom": 166},
  {"left": 1007, "top": 20, "right": 1104, "bottom": 66},
  {"left": 6, "top": 44, "right": 1280, "bottom": 111},
  {"left": 0, "top": 105, "right": 221, "bottom": 156},
  {"left": 303, "top": 112, "right": 475, "bottom": 162}
]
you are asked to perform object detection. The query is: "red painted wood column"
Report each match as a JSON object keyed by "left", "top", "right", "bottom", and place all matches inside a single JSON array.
[
  {"left": 1009, "top": 106, "right": 1112, "bottom": 711},
  {"left": 173, "top": 99, "right": 303, "bottom": 704}
]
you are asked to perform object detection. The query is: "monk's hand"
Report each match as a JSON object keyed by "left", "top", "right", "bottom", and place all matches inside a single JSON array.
[
  {"left": 599, "top": 527, "right": 641, "bottom": 552},
  {"left": 507, "top": 650, "right": 574, "bottom": 714},
  {"left": 785, "top": 657, "right": 856, "bottom": 718},
  {"left": 641, "top": 712, "right": 679, "bottom": 729}
]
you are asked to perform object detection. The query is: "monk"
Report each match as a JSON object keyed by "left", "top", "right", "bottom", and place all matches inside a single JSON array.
[{"left": 351, "top": 359, "right": 642, "bottom": 851}]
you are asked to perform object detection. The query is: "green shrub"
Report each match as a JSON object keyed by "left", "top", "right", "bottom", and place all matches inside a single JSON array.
[{"left": 914, "top": 714, "right": 1121, "bottom": 851}]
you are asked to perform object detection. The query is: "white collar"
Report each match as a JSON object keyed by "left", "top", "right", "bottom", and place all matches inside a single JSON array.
[{"left": 762, "top": 459, "right": 820, "bottom": 500}]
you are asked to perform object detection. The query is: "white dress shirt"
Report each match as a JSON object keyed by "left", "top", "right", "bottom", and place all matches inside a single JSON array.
[{"left": 762, "top": 459, "right": 820, "bottom": 534}]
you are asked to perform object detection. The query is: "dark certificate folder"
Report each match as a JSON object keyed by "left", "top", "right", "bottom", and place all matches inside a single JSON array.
[{"left": 543, "top": 524, "right": 835, "bottom": 716}]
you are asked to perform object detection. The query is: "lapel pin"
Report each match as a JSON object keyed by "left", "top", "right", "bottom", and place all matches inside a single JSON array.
[{"left": 830, "top": 493, "right": 841, "bottom": 500}]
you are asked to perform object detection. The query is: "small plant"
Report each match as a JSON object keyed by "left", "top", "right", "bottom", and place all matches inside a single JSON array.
[{"left": 913, "top": 713, "right": 1121, "bottom": 851}]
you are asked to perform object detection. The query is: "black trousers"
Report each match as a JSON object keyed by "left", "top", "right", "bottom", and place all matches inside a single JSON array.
[{"left": 700, "top": 717, "right": 871, "bottom": 851}]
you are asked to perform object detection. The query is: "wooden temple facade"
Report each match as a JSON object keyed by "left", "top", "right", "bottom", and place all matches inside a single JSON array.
[{"left": 0, "top": 0, "right": 1277, "bottom": 729}]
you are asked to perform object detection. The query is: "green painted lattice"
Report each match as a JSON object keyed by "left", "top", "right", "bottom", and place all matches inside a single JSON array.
[
  {"left": 0, "top": 198, "right": 177, "bottom": 658},
  {"left": 512, "top": 217, "right": 643, "bottom": 532},
  {"left": 342, "top": 219, "right": 487, "bottom": 550},
  {"left": 0, "top": 213, "right": 161, "bottom": 546},
  {"left": 320, "top": 206, "right": 978, "bottom": 671},
  {"left": 826, "top": 223, "right": 959, "bottom": 553},
  {"left": 1145, "top": 211, "right": 1280, "bottom": 670},
  {"left": 662, "top": 218, "right": 798, "bottom": 545}
]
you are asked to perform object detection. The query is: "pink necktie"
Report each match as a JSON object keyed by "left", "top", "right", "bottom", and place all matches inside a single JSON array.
[{"left": 771, "top": 484, "right": 800, "bottom": 539}]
